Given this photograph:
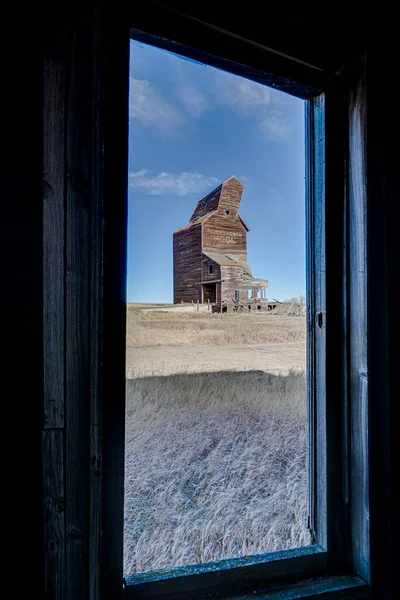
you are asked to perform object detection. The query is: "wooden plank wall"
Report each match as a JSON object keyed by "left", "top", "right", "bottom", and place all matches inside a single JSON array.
[
  {"left": 348, "top": 58, "right": 369, "bottom": 583},
  {"left": 42, "top": 10, "right": 128, "bottom": 600},
  {"left": 202, "top": 214, "right": 247, "bottom": 254},
  {"left": 65, "top": 18, "right": 92, "bottom": 598},
  {"left": 218, "top": 176, "right": 244, "bottom": 216},
  {"left": 201, "top": 258, "right": 221, "bottom": 284},
  {"left": 43, "top": 21, "right": 66, "bottom": 598},
  {"left": 220, "top": 265, "right": 253, "bottom": 303},
  {"left": 43, "top": 16, "right": 68, "bottom": 597},
  {"left": 173, "top": 225, "right": 202, "bottom": 302}
]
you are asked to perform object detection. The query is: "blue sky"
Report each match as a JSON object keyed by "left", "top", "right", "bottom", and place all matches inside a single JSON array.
[{"left": 128, "top": 40, "right": 305, "bottom": 303}]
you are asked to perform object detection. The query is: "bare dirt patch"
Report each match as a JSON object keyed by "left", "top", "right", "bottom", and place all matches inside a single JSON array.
[
  {"left": 126, "top": 342, "right": 305, "bottom": 378},
  {"left": 126, "top": 303, "right": 306, "bottom": 376}
]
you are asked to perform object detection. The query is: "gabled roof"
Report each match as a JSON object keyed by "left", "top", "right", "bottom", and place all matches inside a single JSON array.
[
  {"left": 189, "top": 184, "right": 222, "bottom": 223},
  {"left": 174, "top": 175, "right": 248, "bottom": 233},
  {"left": 174, "top": 213, "right": 213, "bottom": 232}
]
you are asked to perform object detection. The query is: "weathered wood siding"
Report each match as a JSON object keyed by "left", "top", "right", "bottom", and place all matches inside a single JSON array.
[
  {"left": 41, "top": 11, "right": 129, "bottom": 600},
  {"left": 218, "top": 176, "right": 244, "bottom": 217},
  {"left": 173, "top": 225, "right": 202, "bottom": 303},
  {"left": 201, "top": 257, "right": 221, "bottom": 283},
  {"left": 220, "top": 265, "right": 251, "bottom": 303},
  {"left": 348, "top": 59, "right": 369, "bottom": 584},
  {"left": 174, "top": 177, "right": 249, "bottom": 302},
  {"left": 202, "top": 213, "right": 247, "bottom": 254}
]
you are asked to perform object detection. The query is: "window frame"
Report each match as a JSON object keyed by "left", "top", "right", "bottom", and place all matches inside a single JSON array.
[
  {"left": 104, "top": 15, "right": 371, "bottom": 600},
  {"left": 39, "top": 9, "right": 393, "bottom": 600}
]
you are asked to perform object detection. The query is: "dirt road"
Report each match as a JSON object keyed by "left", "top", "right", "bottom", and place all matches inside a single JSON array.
[{"left": 126, "top": 342, "right": 306, "bottom": 378}]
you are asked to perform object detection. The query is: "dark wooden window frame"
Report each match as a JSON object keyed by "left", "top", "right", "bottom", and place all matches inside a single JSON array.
[
  {"left": 117, "top": 17, "right": 368, "bottom": 600},
  {"left": 41, "top": 8, "right": 382, "bottom": 600}
]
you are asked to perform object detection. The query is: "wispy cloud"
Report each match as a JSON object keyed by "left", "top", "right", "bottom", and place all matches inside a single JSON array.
[
  {"left": 175, "top": 85, "right": 209, "bottom": 117},
  {"left": 129, "top": 69, "right": 292, "bottom": 141},
  {"left": 129, "top": 77, "right": 183, "bottom": 138},
  {"left": 129, "top": 170, "right": 219, "bottom": 196},
  {"left": 259, "top": 110, "right": 292, "bottom": 141},
  {"left": 214, "top": 74, "right": 275, "bottom": 112},
  {"left": 214, "top": 72, "right": 291, "bottom": 141}
]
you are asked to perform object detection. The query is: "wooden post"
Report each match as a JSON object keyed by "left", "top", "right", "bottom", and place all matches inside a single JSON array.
[
  {"left": 208, "top": 298, "right": 210, "bottom": 312},
  {"left": 197, "top": 299, "right": 199, "bottom": 311}
]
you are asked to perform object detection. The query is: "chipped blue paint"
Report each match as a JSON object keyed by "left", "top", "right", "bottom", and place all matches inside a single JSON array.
[{"left": 124, "top": 544, "right": 321, "bottom": 586}]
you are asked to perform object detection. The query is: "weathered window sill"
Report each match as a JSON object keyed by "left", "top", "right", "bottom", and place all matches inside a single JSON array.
[
  {"left": 124, "top": 546, "right": 368, "bottom": 599},
  {"left": 125, "top": 574, "right": 368, "bottom": 600},
  {"left": 225, "top": 574, "right": 369, "bottom": 599}
]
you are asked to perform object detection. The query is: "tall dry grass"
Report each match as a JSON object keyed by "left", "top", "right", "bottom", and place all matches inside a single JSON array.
[
  {"left": 124, "top": 369, "right": 309, "bottom": 574},
  {"left": 126, "top": 307, "right": 306, "bottom": 348}
]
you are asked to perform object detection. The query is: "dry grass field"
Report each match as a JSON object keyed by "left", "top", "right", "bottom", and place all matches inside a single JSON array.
[
  {"left": 126, "top": 303, "right": 306, "bottom": 349},
  {"left": 124, "top": 303, "right": 309, "bottom": 574}
]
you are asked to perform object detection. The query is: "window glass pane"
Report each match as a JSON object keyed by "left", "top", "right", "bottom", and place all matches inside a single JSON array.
[{"left": 125, "top": 40, "right": 309, "bottom": 575}]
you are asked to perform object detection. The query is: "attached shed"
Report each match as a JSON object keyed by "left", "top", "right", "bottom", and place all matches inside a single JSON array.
[{"left": 173, "top": 175, "right": 268, "bottom": 310}]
